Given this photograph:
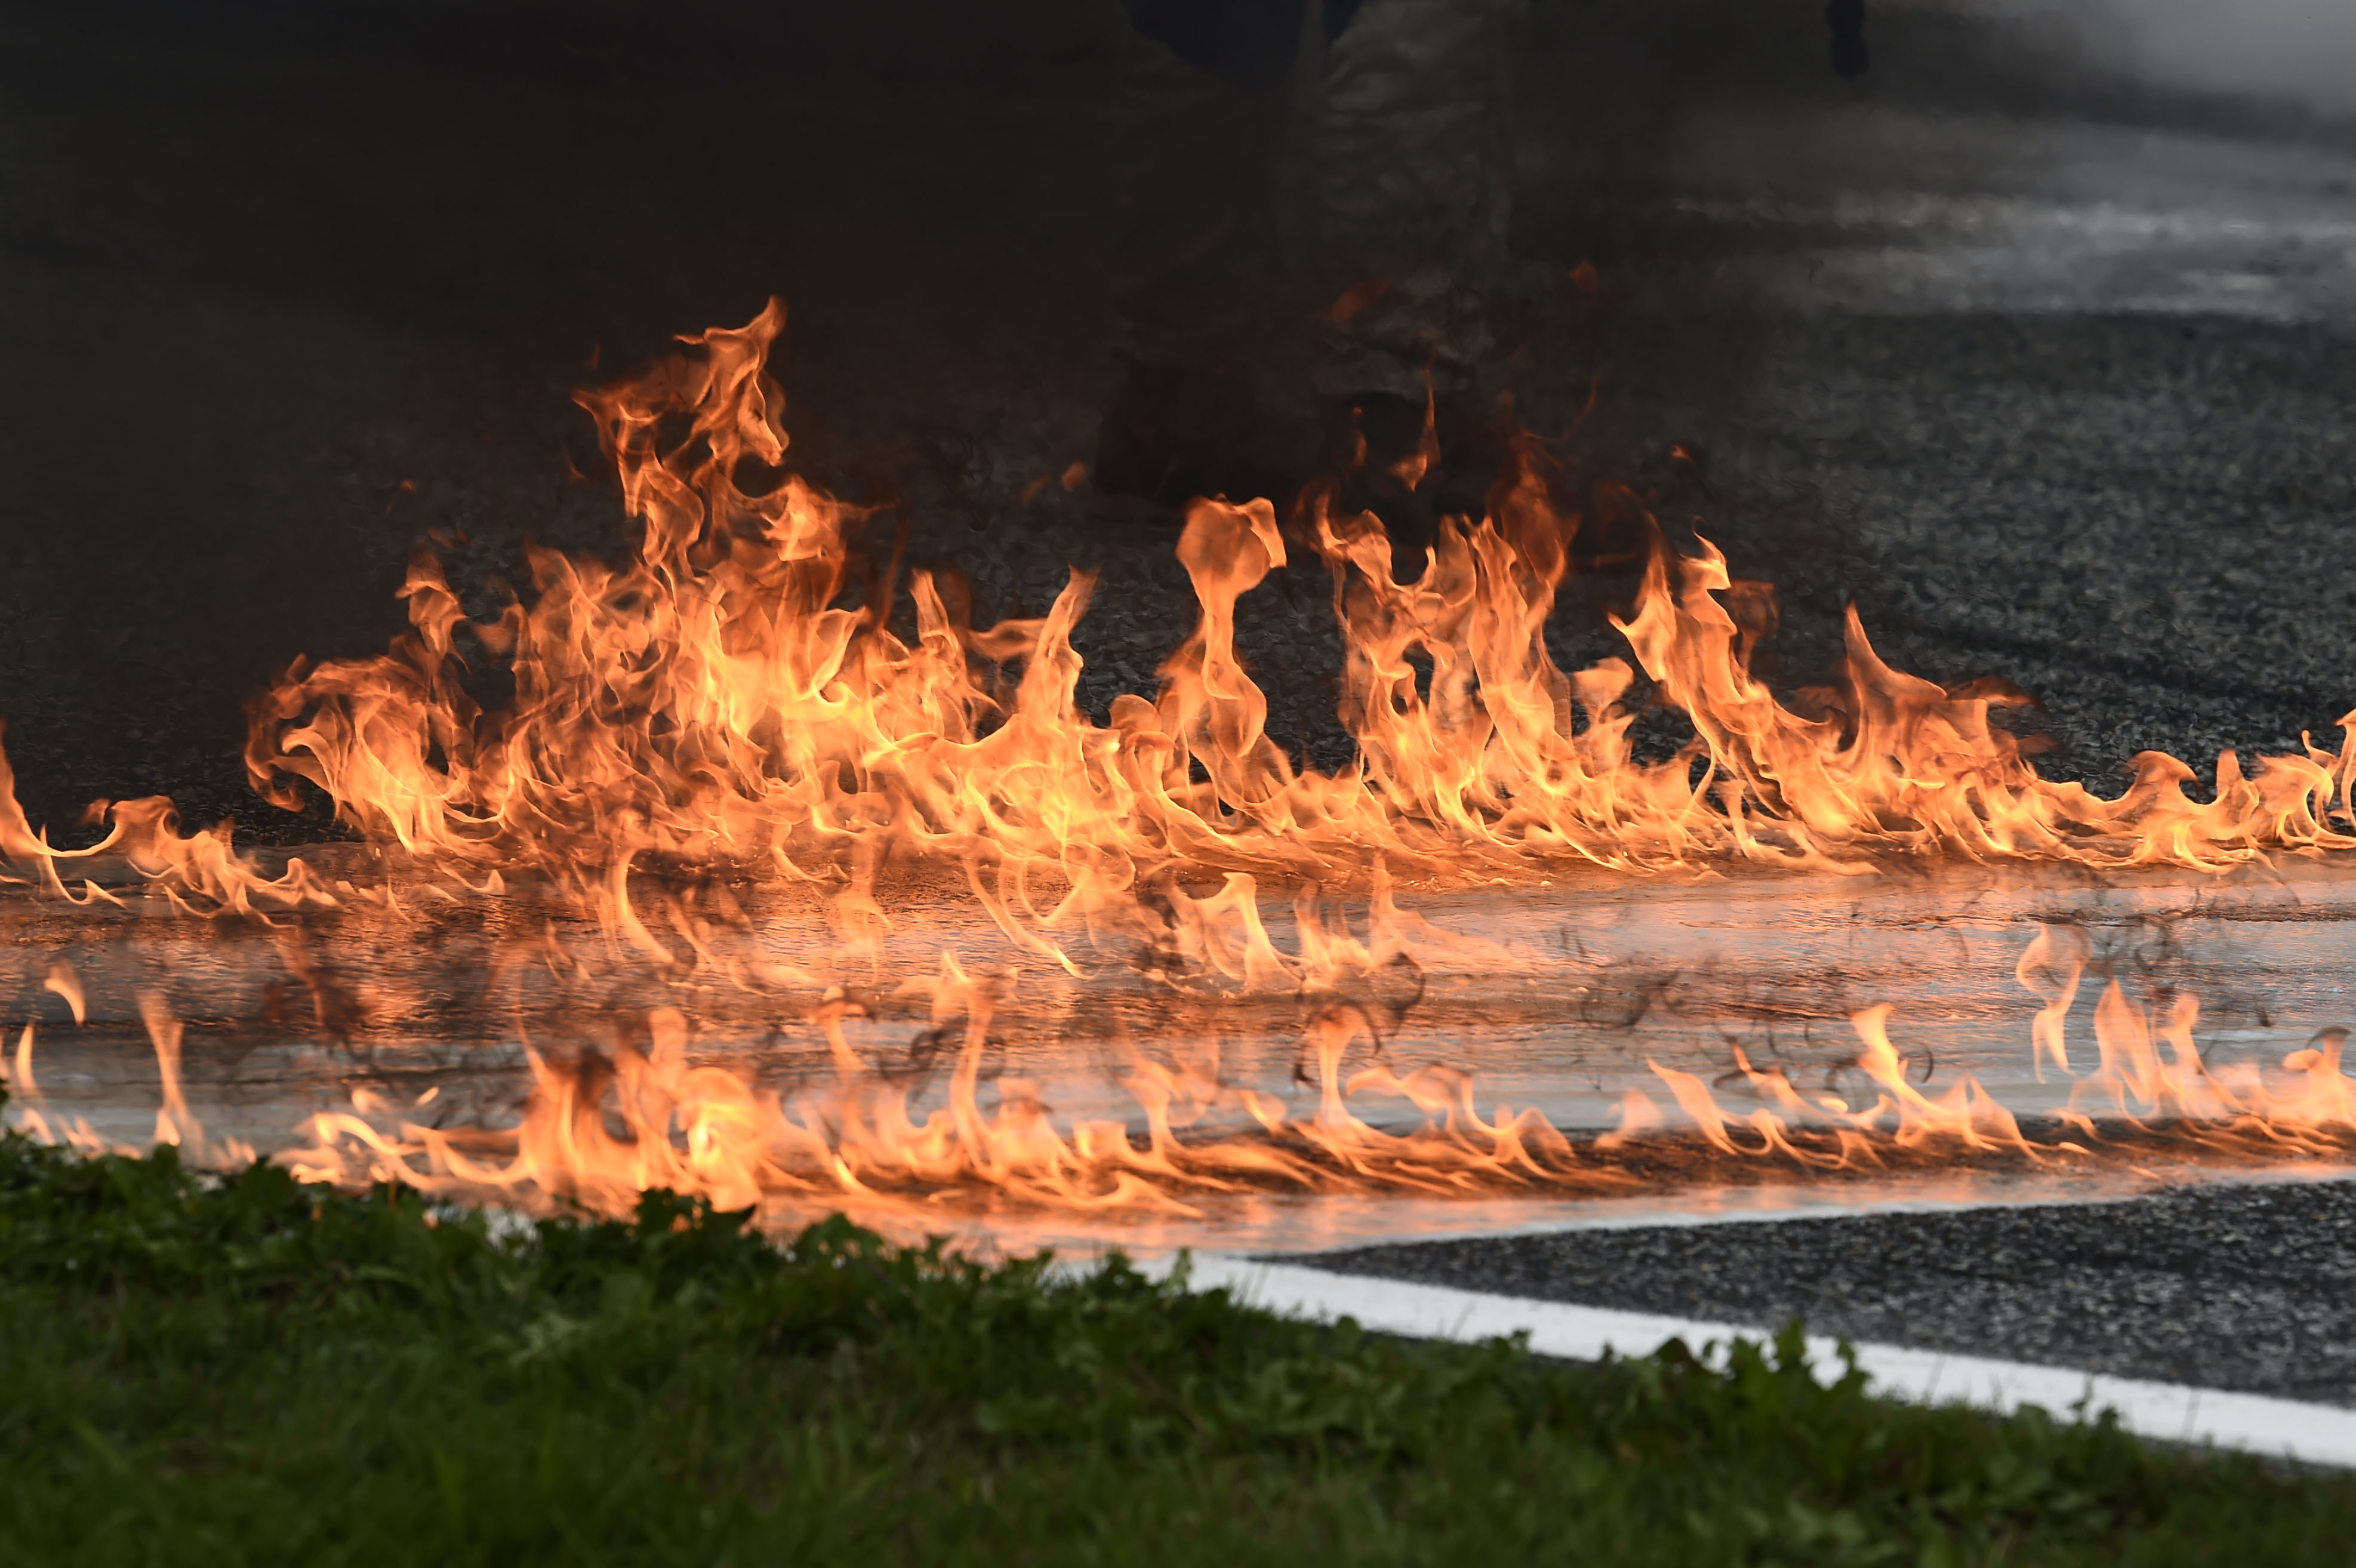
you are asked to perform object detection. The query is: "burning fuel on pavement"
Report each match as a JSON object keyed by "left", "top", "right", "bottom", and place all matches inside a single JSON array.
[{"left": 5, "top": 298, "right": 2356, "bottom": 1239}]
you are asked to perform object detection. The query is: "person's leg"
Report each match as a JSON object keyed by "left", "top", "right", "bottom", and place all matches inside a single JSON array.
[
  {"left": 1827, "top": 0, "right": 1868, "bottom": 80},
  {"left": 1311, "top": 0, "right": 1518, "bottom": 409},
  {"left": 1095, "top": 2, "right": 1312, "bottom": 505},
  {"left": 1310, "top": 0, "right": 1522, "bottom": 568}
]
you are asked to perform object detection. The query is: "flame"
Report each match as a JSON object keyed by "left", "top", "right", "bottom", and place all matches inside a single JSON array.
[
  {"left": 238, "top": 928, "right": 2356, "bottom": 1216},
  {"left": 270, "top": 962, "right": 1623, "bottom": 1213},
  {"left": 41, "top": 960, "right": 85, "bottom": 1024},
  {"left": 212, "top": 298, "right": 2354, "bottom": 926},
  {"left": 10, "top": 919, "right": 2356, "bottom": 1221},
  {"left": 1, "top": 729, "right": 335, "bottom": 917},
  {"left": 0, "top": 299, "right": 2343, "bottom": 933},
  {"left": 5, "top": 298, "right": 2356, "bottom": 1219}
]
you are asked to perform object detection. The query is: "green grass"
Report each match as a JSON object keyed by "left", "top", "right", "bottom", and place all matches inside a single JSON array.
[{"left": 1, "top": 1126, "right": 2349, "bottom": 1566}]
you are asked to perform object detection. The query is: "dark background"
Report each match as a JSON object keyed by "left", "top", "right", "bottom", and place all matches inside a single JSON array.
[{"left": 3, "top": 0, "right": 2352, "bottom": 845}]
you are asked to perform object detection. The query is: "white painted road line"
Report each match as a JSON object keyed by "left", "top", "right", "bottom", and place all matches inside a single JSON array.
[{"left": 1176, "top": 1257, "right": 2356, "bottom": 1470}]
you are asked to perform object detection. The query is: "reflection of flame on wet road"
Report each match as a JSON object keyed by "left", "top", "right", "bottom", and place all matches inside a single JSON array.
[
  {"left": 13, "top": 890, "right": 2356, "bottom": 1240},
  {"left": 5, "top": 300, "right": 2356, "bottom": 1230}
]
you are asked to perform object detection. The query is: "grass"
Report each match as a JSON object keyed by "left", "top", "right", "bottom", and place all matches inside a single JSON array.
[{"left": 1, "top": 1123, "right": 2351, "bottom": 1566}]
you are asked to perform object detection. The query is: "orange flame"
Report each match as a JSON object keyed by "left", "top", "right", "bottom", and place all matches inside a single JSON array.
[
  {"left": 241, "top": 931, "right": 2356, "bottom": 1218},
  {"left": 6, "top": 299, "right": 2356, "bottom": 1221},
  {"left": 8, "top": 923, "right": 2355, "bottom": 1222},
  {"left": 209, "top": 303, "right": 2354, "bottom": 939}
]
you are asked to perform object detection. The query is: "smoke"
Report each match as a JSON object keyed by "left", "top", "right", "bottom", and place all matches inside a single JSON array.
[
  {"left": 1955, "top": 1, "right": 2356, "bottom": 118},
  {"left": 2114, "top": 1, "right": 2356, "bottom": 115}
]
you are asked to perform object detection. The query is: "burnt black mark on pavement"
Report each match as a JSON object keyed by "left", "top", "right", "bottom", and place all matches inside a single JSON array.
[{"left": 1294, "top": 1178, "right": 2356, "bottom": 1407}]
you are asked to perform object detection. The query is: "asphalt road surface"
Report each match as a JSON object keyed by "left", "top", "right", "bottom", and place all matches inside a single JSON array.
[{"left": 1301, "top": 1176, "right": 2356, "bottom": 1407}]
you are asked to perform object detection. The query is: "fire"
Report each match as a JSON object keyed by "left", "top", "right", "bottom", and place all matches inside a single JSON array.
[
  {"left": 231, "top": 298, "right": 2356, "bottom": 920},
  {"left": 17, "top": 932, "right": 2356, "bottom": 1225},
  {"left": 5, "top": 298, "right": 2356, "bottom": 1221}
]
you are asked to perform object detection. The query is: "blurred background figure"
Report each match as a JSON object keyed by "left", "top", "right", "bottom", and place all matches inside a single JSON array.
[
  {"left": 1094, "top": 0, "right": 1306, "bottom": 507},
  {"left": 1095, "top": 0, "right": 1525, "bottom": 515},
  {"left": 1827, "top": 0, "right": 1868, "bottom": 81}
]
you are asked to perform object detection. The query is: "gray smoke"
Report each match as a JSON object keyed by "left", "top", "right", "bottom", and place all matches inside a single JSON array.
[
  {"left": 1960, "top": 0, "right": 2356, "bottom": 117},
  {"left": 2120, "top": 1, "right": 2356, "bottom": 115}
]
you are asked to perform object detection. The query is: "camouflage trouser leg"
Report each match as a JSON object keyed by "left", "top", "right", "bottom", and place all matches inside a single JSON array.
[
  {"left": 1107, "top": 4, "right": 1300, "bottom": 374},
  {"left": 1097, "top": 0, "right": 1517, "bottom": 497},
  {"left": 1311, "top": 0, "right": 1520, "bottom": 402}
]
